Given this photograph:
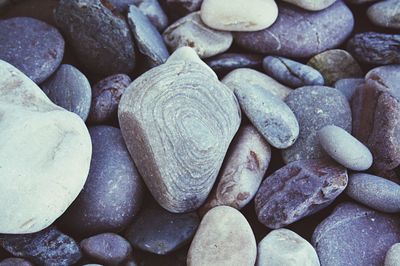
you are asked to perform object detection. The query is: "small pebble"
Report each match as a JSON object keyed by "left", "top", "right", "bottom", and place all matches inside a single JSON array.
[
  {"left": 0, "top": 258, "right": 33, "bottom": 266},
  {"left": 133, "top": 0, "right": 169, "bottom": 31},
  {"left": 367, "top": 0, "right": 400, "bottom": 30},
  {"left": 281, "top": 0, "right": 337, "bottom": 11},
  {"left": 206, "top": 53, "right": 263, "bottom": 76},
  {"left": 385, "top": 243, "right": 400, "bottom": 266},
  {"left": 334, "top": 78, "right": 364, "bottom": 101}
]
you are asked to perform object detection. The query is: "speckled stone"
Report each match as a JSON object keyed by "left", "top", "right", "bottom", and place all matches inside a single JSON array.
[
  {"left": 334, "top": 78, "right": 364, "bottom": 101},
  {"left": 206, "top": 53, "right": 263, "bottom": 76},
  {"left": 133, "top": 0, "right": 169, "bottom": 31},
  {"left": 0, "top": 258, "right": 33, "bottom": 266},
  {"left": 312, "top": 202, "right": 400, "bottom": 266},
  {"left": 281, "top": 0, "right": 336, "bottom": 11},
  {"left": 0, "top": 17, "right": 64, "bottom": 83},
  {"left": 367, "top": 0, "right": 400, "bottom": 30},
  {"left": 385, "top": 243, "right": 400, "bottom": 266}
]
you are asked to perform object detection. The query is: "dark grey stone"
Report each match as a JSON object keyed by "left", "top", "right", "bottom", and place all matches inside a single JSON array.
[
  {"left": 133, "top": 0, "right": 169, "bottom": 31},
  {"left": 160, "top": 0, "right": 203, "bottom": 20},
  {"left": 334, "top": 78, "right": 364, "bottom": 101},
  {"left": 108, "top": 0, "right": 135, "bottom": 12},
  {"left": 0, "top": 258, "right": 33, "bottom": 266},
  {"left": 205, "top": 53, "right": 263, "bottom": 75}
]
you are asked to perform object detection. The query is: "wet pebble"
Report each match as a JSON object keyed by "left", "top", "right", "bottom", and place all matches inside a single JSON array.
[{"left": 367, "top": 0, "right": 400, "bottom": 30}]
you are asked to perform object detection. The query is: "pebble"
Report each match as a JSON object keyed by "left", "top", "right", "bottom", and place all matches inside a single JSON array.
[
  {"left": 160, "top": 0, "right": 203, "bottom": 20},
  {"left": 206, "top": 53, "right": 263, "bottom": 76},
  {"left": 346, "top": 0, "right": 378, "bottom": 3},
  {"left": 282, "top": 85, "right": 352, "bottom": 164},
  {"left": 0, "top": 60, "right": 91, "bottom": 234},
  {"left": 127, "top": 5, "right": 169, "bottom": 67},
  {"left": 0, "top": 258, "right": 33, "bottom": 266},
  {"left": 255, "top": 159, "right": 348, "bottom": 229},
  {"left": 200, "top": 0, "right": 278, "bottom": 31},
  {"left": 88, "top": 74, "right": 132, "bottom": 125},
  {"left": 347, "top": 32, "right": 400, "bottom": 65},
  {"left": 334, "top": 78, "right": 364, "bottom": 101},
  {"left": 263, "top": 56, "right": 324, "bottom": 88},
  {"left": 60, "top": 126, "right": 144, "bottom": 236},
  {"left": 0, "top": 16, "right": 64, "bottom": 84},
  {"left": 162, "top": 12, "right": 233, "bottom": 58},
  {"left": 234, "top": 1, "right": 354, "bottom": 58},
  {"left": 107, "top": 0, "right": 134, "bottom": 12},
  {"left": 312, "top": 202, "right": 400, "bottom": 266},
  {"left": 118, "top": 60, "right": 241, "bottom": 213},
  {"left": 41, "top": 64, "right": 92, "bottom": 121},
  {"left": 81, "top": 233, "right": 132, "bottom": 265},
  {"left": 307, "top": 49, "right": 363, "bottom": 86},
  {"left": 318, "top": 125, "right": 373, "bottom": 170},
  {"left": 0, "top": 226, "right": 81, "bottom": 266},
  {"left": 367, "top": 0, "right": 400, "bottom": 30},
  {"left": 133, "top": 0, "right": 169, "bottom": 31},
  {"left": 346, "top": 173, "right": 400, "bottom": 213},
  {"left": 187, "top": 206, "right": 257, "bottom": 266},
  {"left": 125, "top": 205, "right": 200, "bottom": 255},
  {"left": 385, "top": 243, "right": 400, "bottom": 266},
  {"left": 199, "top": 124, "right": 271, "bottom": 215},
  {"left": 257, "top": 229, "right": 320, "bottom": 266},
  {"left": 281, "top": 0, "right": 336, "bottom": 11},
  {"left": 54, "top": 0, "right": 136, "bottom": 75}
]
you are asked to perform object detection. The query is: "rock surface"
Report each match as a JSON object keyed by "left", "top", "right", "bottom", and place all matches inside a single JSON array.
[
  {"left": 0, "top": 258, "right": 34, "bottom": 266},
  {"left": 281, "top": 0, "right": 337, "bottom": 11},
  {"left": 334, "top": 78, "right": 364, "bottom": 101},
  {"left": 385, "top": 243, "right": 400, "bottom": 266},
  {"left": 206, "top": 53, "right": 263, "bottom": 76},
  {"left": 367, "top": 0, "right": 400, "bottom": 29},
  {"left": 133, "top": 0, "right": 169, "bottom": 31}
]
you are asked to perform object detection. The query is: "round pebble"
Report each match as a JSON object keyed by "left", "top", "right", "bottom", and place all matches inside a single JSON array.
[
  {"left": 367, "top": 0, "right": 400, "bottom": 30},
  {"left": 385, "top": 243, "right": 400, "bottom": 266},
  {"left": 281, "top": 0, "right": 337, "bottom": 11},
  {"left": 334, "top": 78, "right": 364, "bottom": 101}
]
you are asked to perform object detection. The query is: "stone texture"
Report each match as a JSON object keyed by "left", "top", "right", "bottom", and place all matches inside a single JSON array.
[
  {"left": 133, "top": 0, "right": 169, "bottom": 31},
  {"left": 281, "top": 0, "right": 337, "bottom": 11},
  {"left": 367, "top": 0, "right": 400, "bottom": 30},
  {"left": 255, "top": 159, "right": 348, "bottom": 229},
  {"left": 385, "top": 243, "right": 400, "bottom": 266},
  {"left": 187, "top": 206, "right": 257, "bottom": 266},
  {"left": 334, "top": 78, "right": 364, "bottom": 101},
  {"left": 118, "top": 60, "right": 241, "bottom": 213},
  {"left": 0, "top": 258, "right": 33, "bottom": 266},
  {"left": 107, "top": 0, "right": 134, "bottom": 12},
  {"left": 0, "top": 60, "right": 91, "bottom": 234},
  {"left": 160, "top": 0, "right": 203, "bottom": 20},
  {"left": 206, "top": 53, "right": 263, "bottom": 76}
]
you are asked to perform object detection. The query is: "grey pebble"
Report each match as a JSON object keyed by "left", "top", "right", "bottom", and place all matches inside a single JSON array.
[
  {"left": 367, "top": 0, "right": 400, "bottom": 30},
  {"left": 334, "top": 78, "right": 364, "bottom": 101},
  {"left": 385, "top": 243, "right": 400, "bottom": 266},
  {"left": 133, "top": 0, "right": 169, "bottom": 31}
]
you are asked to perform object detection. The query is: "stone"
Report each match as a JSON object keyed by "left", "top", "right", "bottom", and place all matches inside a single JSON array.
[
  {"left": 160, "top": 0, "right": 203, "bottom": 20},
  {"left": 367, "top": 0, "right": 400, "bottom": 30},
  {"left": 263, "top": 56, "right": 324, "bottom": 88},
  {"left": 318, "top": 125, "right": 373, "bottom": 171},
  {"left": 334, "top": 78, "right": 364, "bottom": 101},
  {"left": 257, "top": 229, "right": 320, "bottom": 266},
  {"left": 162, "top": 12, "right": 233, "bottom": 59},
  {"left": 281, "top": 0, "right": 337, "bottom": 11},
  {"left": 41, "top": 64, "right": 91, "bottom": 121},
  {"left": 187, "top": 206, "right": 256, "bottom": 266},
  {"left": 255, "top": 159, "right": 348, "bottom": 229},
  {"left": 0, "top": 226, "right": 82, "bottom": 266},
  {"left": 125, "top": 205, "right": 200, "bottom": 255},
  {"left": 81, "top": 233, "right": 132, "bottom": 265},
  {"left": 200, "top": 0, "right": 278, "bottom": 31},
  {"left": 199, "top": 124, "right": 271, "bottom": 215},
  {"left": 54, "top": 0, "right": 136, "bottom": 75},
  {"left": 222, "top": 68, "right": 292, "bottom": 100},
  {"left": 346, "top": 173, "right": 400, "bottom": 213},
  {"left": 347, "top": 32, "right": 400, "bottom": 65},
  {"left": 0, "top": 17, "right": 64, "bottom": 84},
  {"left": 346, "top": 0, "right": 378, "bottom": 3},
  {"left": 0, "top": 258, "right": 34, "bottom": 266},
  {"left": 133, "top": 0, "right": 169, "bottom": 31},
  {"left": 88, "top": 74, "right": 132, "bottom": 125},
  {"left": 312, "top": 202, "right": 400, "bottom": 266},
  {"left": 127, "top": 5, "right": 169, "bottom": 67},
  {"left": 234, "top": 1, "right": 354, "bottom": 58},
  {"left": 118, "top": 60, "right": 241, "bottom": 213},
  {"left": 60, "top": 126, "right": 144, "bottom": 236},
  {"left": 385, "top": 243, "right": 400, "bottom": 266},
  {"left": 206, "top": 53, "right": 263, "bottom": 76},
  {"left": 307, "top": 49, "right": 363, "bottom": 86},
  {"left": 0, "top": 60, "right": 91, "bottom": 234},
  {"left": 283, "top": 86, "right": 352, "bottom": 164},
  {"left": 107, "top": 0, "right": 134, "bottom": 12}
]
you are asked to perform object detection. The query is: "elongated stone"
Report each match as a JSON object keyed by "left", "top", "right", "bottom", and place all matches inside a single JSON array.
[
  {"left": 133, "top": 0, "right": 169, "bottom": 31},
  {"left": 206, "top": 53, "right": 263, "bottom": 76}
]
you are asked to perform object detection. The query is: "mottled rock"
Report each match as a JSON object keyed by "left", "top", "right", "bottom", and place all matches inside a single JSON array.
[
  {"left": 0, "top": 258, "right": 33, "bottom": 266},
  {"left": 255, "top": 159, "right": 348, "bottom": 229},
  {"left": 206, "top": 53, "right": 263, "bottom": 76},
  {"left": 281, "top": 0, "right": 336, "bottom": 11},
  {"left": 133, "top": 0, "right": 169, "bottom": 31},
  {"left": 367, "top": 0, "right": 400, "bottom": 29},
  {"left": 334, "top": 78, "right": 364, "bottom": 101},
  {"left": 385, "top": 243, "right": 400, "bottom": 266}
]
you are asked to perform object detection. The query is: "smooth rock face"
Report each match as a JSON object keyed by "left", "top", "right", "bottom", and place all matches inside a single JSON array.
[
  {"left": 0, "top": 60, "right": 91, "bottom": 234},
  {"left": 0, "top": 17, "right": 64, "bottom": 83},
  {"left": 60, "top": 126, "right": 144, "bottom": 235},
  {"left": 312, "top": 202, "right": 400, "bottom": 266},
  {"left": 0, "top": 226, "right": 81, "bottom": 266},
  {"left": 187, "top": 206, "right": 257, "bottom": 266},
  {"left": 257, "top": 229, "right": 320, "bottom": 266},
  {"left": 283, "top": 86, "right": 352, "bottom": 164},
  {"left": 334, "top": 78, "right": 364, "bottom": 101},
  {"left": 346, "top": 173, "right": 400, "bottom": 213},
  {"left": 206, "top": 53, "right": 263, "bottom": 76},
  {"left": 118, "top": 60, "right": 241, "bottom": 213},
  {"left": 0, "top": 258, "right": 34, "bottom": 266},
  {"left": 318, "top": 125, "right": 373, "bottom": 170},
  {"left": 133, "top": 0, "right": 169, "bottom": 31},
  {"left": 163, "top": 12, "right": 233, "bottom": 58},
  {"left": 281, "top": 0, "right": 336, "bottom": 11},
  {"left": 385, "top": 243, "right": 400, "bottom": 266},
  {"left": 200, "top": 0, "right": 278, "bottom": 31},
  {"left": 54, "top": 0, "right": 136, "bottom": 75},
  {"left": 263, "top": 56, "right": 324, "bottom": 88},
  {"left": 41, "top": 64, "right": 91, "bottom": 121},
  {"left": 234, "top": 1, "right": 354, "bottom": 58},
  {"left": 125, "top": 205, "right": 200, "bottom": 255},
  {"left": 367, "top": 0, "right": 400, "bottom": 29},
  {"left": 200, "top": 125, "right": 271, "bottom": 215},
  {"left": 255, "top": 159, "right": 348, "bottom": 229}
]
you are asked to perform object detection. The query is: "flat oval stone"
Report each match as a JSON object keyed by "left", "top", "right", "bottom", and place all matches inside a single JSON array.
[
  {"left": 0, "top": 258, "right": 33, "bottom": 266},
  {"left": 206, "top": 53, "right": 263, "bottom": 76},
  {"left": 367, "top": 0, "right": 400, "bottom": 29},
  {"left": 346, "top": 173, "right": 400, "bottom": 213},
  {"left": 125, "top": 205, "right": 199, "bottom": 255},
  {"left": 187, "top": 206, "right": 257, "bottom": 266},
  {"left": 54, "top": 0, "right": 136, "bottom": 75},
  {"left": 255, "top": 159, "right": 348, "bottom": 229},
  {"left": 281, "top": 0, "right": 336, "bottom": 11},
  {"left": 132, "top": 0, "right": 169, "bottom": 31},
  {"left": 385, "top": 243, "right": 400, "bottom": 266},
  {"left": 118, "top": 60, "right": 241, "bottom": 213},
  {"left": 234, "top": 1, "right": 354, "bottom": 58},
  {"left": 0, "top": 60, "right": 91, "bottom": 234},
  {"left": 60, "top": 126, "right": 144, "bottom": 236},
  {"left": 312, "top": 202, "right": 400, "bottom": 266},
  {"left": 257, "top": 229, "right": 320, "bottom": 266},
  {"left": 41, "top": 64, "right": 91, "bottom": 121},
  {"left": 0, "top": 226, "right": 81, "bottom": 266},
  {"left": 199, "top": 124, "right": 271, "bottom": 215},
  {"left": 162, "top": 12, "right": 233, "bottom": 58},
  {"left": 0, "top": 17, "right": 64, "bottom": 84},
  {"left": 200, "top": 0, "right": 278, "bottom": 31},
  {"left": 263, "top": 56, "right": 324, "bottom": 88},
  {"left": 334, "top": 78, "right": 364, "bottom": 101},
  {"left": 283, "top": 85, "right": 352, "bottom": 164},
  {"left": 318, "top": 125, "right": 373, "bottom": 171}
]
